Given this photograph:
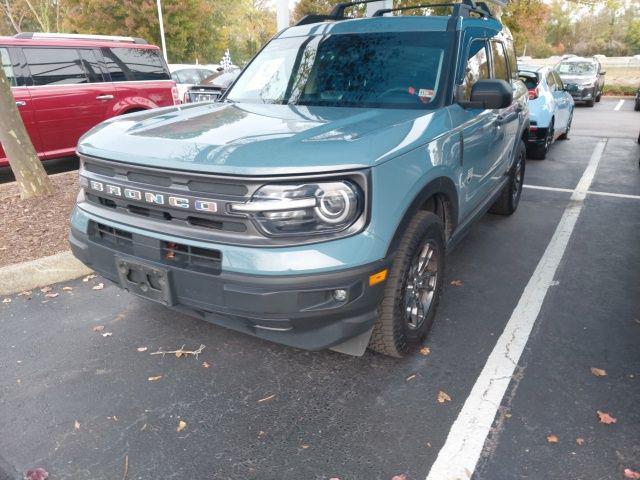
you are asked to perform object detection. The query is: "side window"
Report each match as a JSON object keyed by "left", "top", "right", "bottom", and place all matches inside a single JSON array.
[
  {"left": 553, "top": 72, "right": 564, "bottom": 90},
  {"left": 101, "top": 48, "right": 127, "bottom": 82},
  {"left": 107, "top": 48, "right": 169, "bottom": 81},
  {"left": 24, "top": 48, "right": 88, "bottom": 86},
  {"left": 504, "top": 41, "right": 518, "bottom": 80},
  {"left": 490, "top": 41, "right": 509, "bottom": 81},
  {"left": 545, "top": 72, "right": 556, "bottom": 91},
  {"left": 461, "top": 40, "right": 489, "bottom": 101},
  {"left": 0, "top": 47, "right": 17, "bottom": 87},
  {"left": 79, "top": 49, "right": 103, "bottom": 83}
]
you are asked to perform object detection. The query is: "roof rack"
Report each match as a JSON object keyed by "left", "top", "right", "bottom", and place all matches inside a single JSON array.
[
  {"left": 13, "top": 32, "right": 148, "bottom": 44},
  {"left": 295, "top": 0, "right": 496, "bottom": 26}
]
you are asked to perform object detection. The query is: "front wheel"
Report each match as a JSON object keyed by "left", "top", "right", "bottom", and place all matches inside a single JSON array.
[
  {"left": 368, "top": 211, "right": 445, "bottom": 357},
  {"left": 490, "top": 139, "right": 526, "bottom": 216}
]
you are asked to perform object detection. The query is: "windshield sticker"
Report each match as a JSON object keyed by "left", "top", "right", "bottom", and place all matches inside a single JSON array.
[{"left": 418, "top": 88, "right": 435, "bottom": 103}]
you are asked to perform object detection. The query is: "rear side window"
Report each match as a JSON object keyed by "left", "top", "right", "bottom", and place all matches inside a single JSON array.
[
  {"left": 24, "top": 48, "right": 88, "bottom": 85},
  {"left": 490, "top": 41, "right": 509, "bottom": 81},
  {"left": 172, "top": 68, "right": 202, "bottom": 84},
  {"left": 461, "top": 40, "right": 489, "bottom": 101},
  {"left": 518, "top": 72, "right": 538, "bottom": 90},
  {"left": 553, "top": 71, "right": 564, "bottom": 90},
  {"left": 0, "top": 47, "right": 17, "bottom": 87},
  {"left": 104, "top": 47, "right": 169, "bottom": 81},
  {"left": 545, "top": 71, "right": 557, "bottom": 91},
  {"left": 79, "top": 49, "right": 103, "bottom": 83}
]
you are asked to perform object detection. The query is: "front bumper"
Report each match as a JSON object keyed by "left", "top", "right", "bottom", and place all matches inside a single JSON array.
[
  {"left": 69, "top": 216, "right": 389, "bottom": 351},
  {"left": 568, "top": 87, "right": 595, "bottom": 102}
]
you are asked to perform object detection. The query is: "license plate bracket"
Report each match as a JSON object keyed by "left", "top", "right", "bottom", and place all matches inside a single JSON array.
[{"left": 116, "top": 258, "right": 173, "bottom": 305}]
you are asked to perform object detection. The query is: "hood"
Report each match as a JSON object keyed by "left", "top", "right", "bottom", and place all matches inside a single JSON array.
[
  {"left": 558, "top": 73, "right": 596, "bottom": 84},
  {"left": 78, "top": 102, "right": 451, "bottom": 176}
]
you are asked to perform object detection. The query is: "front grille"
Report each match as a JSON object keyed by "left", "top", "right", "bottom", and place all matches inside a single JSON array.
[
  {"left": 89, "top": 221, "right": 222, "bottom": 274},
  {"left": 80, "top": 155, "right": 261, "bottom": 245}
]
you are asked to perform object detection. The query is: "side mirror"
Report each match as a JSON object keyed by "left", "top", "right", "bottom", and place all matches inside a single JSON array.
[{"left": 462, "top": 79, "right": 513, "bottom": 109}]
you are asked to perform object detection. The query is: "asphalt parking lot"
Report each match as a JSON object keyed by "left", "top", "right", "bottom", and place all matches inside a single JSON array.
[{"left": 1, "top": 98, "right": 638, "bottom": 480}]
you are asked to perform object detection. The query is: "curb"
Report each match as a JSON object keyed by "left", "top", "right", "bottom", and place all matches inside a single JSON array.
[{"left": 0, "top": 251, "right": 92, "bottom": 296}]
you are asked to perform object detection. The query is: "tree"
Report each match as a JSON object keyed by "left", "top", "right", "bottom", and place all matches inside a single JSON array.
[
  {"left": 502, "top": 0, "right": 551, "bottom": 56},
  {"left": 0, "top": 0, "right": 65, "bottom": 34},
  {"left": 0, "top": 67, "right": 53, "bottom": 199}
]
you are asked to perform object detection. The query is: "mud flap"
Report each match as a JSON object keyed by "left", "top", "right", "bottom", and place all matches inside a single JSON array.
[{"left": 329, "top": 327, "right": 373, "bottom": 357}]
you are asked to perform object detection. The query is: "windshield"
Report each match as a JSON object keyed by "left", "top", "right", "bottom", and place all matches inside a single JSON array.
[
  {"left": 227, "top": 32, "right": 451, "bottom": 109},
  {"left": 556, "top": 62, "right": 596, "bottom": 75}
]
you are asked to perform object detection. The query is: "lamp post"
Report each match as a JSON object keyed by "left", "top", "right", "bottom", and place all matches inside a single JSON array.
[
  {"left": 366, "top": 0, "right": 393, "bottom": 16},
  {"left": 156, "top": 0, "right": 168, "bottom": 62},
  {"left": 276, "top": 0, "right": 289, "bottom": 31}
]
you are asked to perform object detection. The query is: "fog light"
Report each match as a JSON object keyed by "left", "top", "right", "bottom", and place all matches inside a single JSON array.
[{"left": 333, "top": 289, "right": 348, "bottom": 302}]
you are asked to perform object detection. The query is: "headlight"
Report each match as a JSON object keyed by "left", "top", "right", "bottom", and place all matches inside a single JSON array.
[{"left": 231, "top": 181, "right": 363, "bottom": 237}]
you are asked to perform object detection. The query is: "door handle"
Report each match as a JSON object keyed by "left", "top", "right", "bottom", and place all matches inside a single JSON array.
[
  {"left": 15, "top": 100, "right": 26, "bottom": 107},
  {"left": 96, "top": 94, "right": 114, "bottom": 101}
]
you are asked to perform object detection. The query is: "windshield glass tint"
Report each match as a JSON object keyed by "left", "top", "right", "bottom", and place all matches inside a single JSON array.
[
  {"left": 227, "top": 32, "right": 451, "bottom": 109},
  {"left": 557, "top": 62, "right": 596, "bottom": 75}
]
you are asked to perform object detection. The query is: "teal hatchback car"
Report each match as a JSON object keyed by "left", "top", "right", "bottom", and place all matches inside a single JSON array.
[{"left": 70, "top": 0, "right": 529, "bottom": 357}]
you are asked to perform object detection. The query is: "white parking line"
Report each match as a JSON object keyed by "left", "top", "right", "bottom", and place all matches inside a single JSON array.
[
  {"left": 613, "top": 99, "right": 625, "bottom": 111},
  {"left": 425, "top": 139, "right": 607, "bottom": 480},
  {"left": 524, "top": 184, "right": 640, "bottom": 201}
]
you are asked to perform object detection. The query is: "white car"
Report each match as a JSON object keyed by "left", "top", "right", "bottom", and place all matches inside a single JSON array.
[{"left": 168, "top": 64, "right": 217, "bottom": 103}]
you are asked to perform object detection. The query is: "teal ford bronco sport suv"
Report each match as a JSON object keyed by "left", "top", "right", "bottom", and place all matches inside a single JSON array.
[{"left": 70, "top": 0, "right": 529, "bottom": 357}]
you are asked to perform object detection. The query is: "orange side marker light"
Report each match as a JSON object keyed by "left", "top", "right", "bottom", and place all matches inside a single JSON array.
[{"left": 369, "top": 269, "right": 388, "bottom": 286}]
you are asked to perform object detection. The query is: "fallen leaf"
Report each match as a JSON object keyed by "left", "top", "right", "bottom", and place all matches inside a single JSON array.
[
  {"left": 426, "top": 442, "right": 432, "bottom": 447},
  {"left": 40, "top": 286, "right": 52, "bottom": 293},
  {"left": 596, "top": 410, "right": 617, "bottom": 424},
  {"left": 406, "top": 374, "right": 417, "bottom": 382},
  {"left": 2, "top": 298, "right": 11, "bottom": 304},
  {"left": 590, "top": 367, "right": 607, "bottom": 377},
  {"left": 624, "top": 468, "right": 640, "bottom": 479},
  {"left": 62, "top": 286, "right": 73, "bottom": 292},
  {"left": 18, "top": 291, "right": 32, "bottom": 297},
  {"left": 257, "top": 430, "right": 267, "bottom": 438},
  {"left": 437, "top": 391, "right": 452, "bottom": 403},
  {"left": 576, "top": 437, "right": 585, "bottom": 446},
  {"left": 450, "top": 280, "right": 463, "bottom": 286},
  {"left": 148, "top": 375, "right": 162, "bottom": 382},
  {"left": 547, "top": 434, "right": 559, "bottom": 444},
  {"left": 140, "top": 423, "right": 147, "bottom": 431},
  {"left": 16, "top": 378, "right": 21, "bottom": 384},
  {"left": 392, "top": 475, "right": 407, "bottom": 480},
  {"left": 44, "top": 293, "right": 59, "bottom": 298},
  {"left": 505, "top": 413, "right": 512, "bottom": 418},
  {"left": 109, "top": 416, "right": 119, "bottom": 422},
  {"left": 93, "top": 283, "right": 104, "bottom": 291},
  {"left": 258, "top": 394, "right": 276, "bottom": 403},
  {"left": 175, "top": 351, "right": 183, "bottom": 358},
  {"left": 137, "top": 347, "right": 148, "bottom": 352},
  {"left": 202, "top": 361, "right": 210, "bottom": 368},
  {"left": 23, "top": 467, "right": 49, "bottom": 480},
  {"left": 102, "top": 332, "right": 113, "bottom": 337},
  {"left": 301, "top": 443, "right": 310, "bottom": 449},
  {"left": 420, "top": 347, "right": 431, "bottom": 356},
  {"left": 82, "top": 274, "right": 97, "bottom": 282},
  {"left": 92, "top": 325, "right": 105, "bottom": 332},
  {"left": 74, "top": 420, "right": 80, "bottom": 430},
  {"left": 177, "top": 420, "right": 187, "bottom": 432}
]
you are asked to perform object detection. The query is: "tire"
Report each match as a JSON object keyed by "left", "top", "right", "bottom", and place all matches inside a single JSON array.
[
  {"left": 528, "top": 120, "right": 553, "bottom": 160},
  {"left": 558, "top": 111, "right": 572, "bottom": 140},
  {"left": 634, "top": 100, "right": 640, "bottom": 112},
  {"left": 368, "top": 211, "right": 445, "bottom": 357},
  {"left": 490, "top": 139, "right": 526, "bottom": 216},
  {"left": 595, "top": 91, "right": 602, "bottom": 102}
]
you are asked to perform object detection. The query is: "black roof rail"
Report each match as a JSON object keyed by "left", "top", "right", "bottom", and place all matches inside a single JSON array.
[{"left": 295, "top": 0, "right": 495, "bottom": 27}]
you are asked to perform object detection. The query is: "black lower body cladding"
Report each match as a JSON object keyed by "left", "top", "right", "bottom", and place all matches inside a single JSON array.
[{"left": 69, "top": 224, "right": 389, "bottom": 351}]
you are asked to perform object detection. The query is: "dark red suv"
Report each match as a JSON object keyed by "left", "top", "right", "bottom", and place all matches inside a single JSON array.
[{"left": 0, "top": 33, "right": 179, "bottom": 167}]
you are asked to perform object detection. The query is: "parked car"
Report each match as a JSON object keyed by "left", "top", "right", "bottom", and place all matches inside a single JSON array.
[
  {"left": 70, "top": 0, "right": 529, "bottom": 357},
  {"left": 635, "top": 85, "right": 639, "bottom": 111},
  {"left": 186, "top": 68, "right": 241, "bottom": 103},
  {"left": 555, "top": 56, "right": 605, "bottom": 107},
  {"left": 519, "top": 65, "right": 574, "bottom": 159},
  {"left": 0, "top": 32, "right": 178, "bottom": 167},
  {"left": 168, "top": 64, "right": 217, "bottom": 103}
]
